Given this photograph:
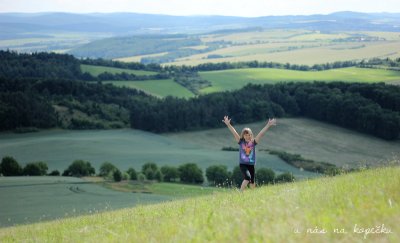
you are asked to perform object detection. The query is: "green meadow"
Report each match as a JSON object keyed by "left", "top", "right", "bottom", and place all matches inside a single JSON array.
[
  {"left": 80, "top": 64, "right": 157, "bottom": 76},
  {"left": 1, "top": 166, "right": 399, "bottom": 242},
  {"left": 102, "top": 79, "right": 194, "bottom": 98},
  {"left": 198, "top": 67, "right": 400, "bottom": 93},
  {"left": 81, "top": 64, "right": 194, "bottom": 98}
]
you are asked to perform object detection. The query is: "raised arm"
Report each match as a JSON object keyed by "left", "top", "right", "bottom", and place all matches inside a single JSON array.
[
  {"left": 255, "top": 118, "right": 276, "bottom": 144},
  {"left": 222, "top": 116, "right": 240, "bottom": 143}
]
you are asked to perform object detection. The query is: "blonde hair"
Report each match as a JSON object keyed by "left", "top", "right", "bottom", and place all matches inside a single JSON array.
[{"left": 240, "top": 127, "right": 253, "bottom": 139}]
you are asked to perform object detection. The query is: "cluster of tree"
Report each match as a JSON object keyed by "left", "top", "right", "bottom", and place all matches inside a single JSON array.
[
  {"left": 0, "top": 88, "right": 58, "bottom": 130},
  {"left": 0, "top": 76, "right": 152, "bottom": 131},
  {"left": 80, "top": 58, "right": 161, "bottom": 72},
  {"left": 0, "top": 51, "right": 82, "bottom": 80},
  {"left": 96, "top": 162, "right": 295, "bottom": 186},
  {"left": 0, "top": 156, "right": 58, "bottom": 176},
  {"left": 95, "top": 72, "right": 169, "bottom": 81},
  {"left": 359, "top": 57, "right": 400, "bottom": 69},
  {"left": 0, "top": 50, "right": 168, "bottom": 83},
  {"left": 290, "top": 82, "right": 400, "bottom": 140},
  {"left": 165, "top": 57, "right": 399, "bottom": 73},
  {"left": 0, "top": 157, "right": 295, "bottom": 187},
  {"left": 168, "top": 60, "right": 359, "bottom": 72},
  {"left": 173, "top": 71, "right": 212, "bottom": 94},
  {"left": 266, "top": 150, "right": 341, "bottom": 175},
  {"left": 130, "top": 82, "right": 400, "bottom": 140}
]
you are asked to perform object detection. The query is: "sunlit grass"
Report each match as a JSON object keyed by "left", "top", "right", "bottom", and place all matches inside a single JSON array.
[
  {"left": 103, "top": 79, "right": 194, "bottom": 98},
  {"left": 1, "top": 166, "right": 398, "bottom": 242}
]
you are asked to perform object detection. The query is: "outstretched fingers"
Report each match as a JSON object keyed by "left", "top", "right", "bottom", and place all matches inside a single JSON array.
[
  {"left": 268, "top": 118, "right": 277, "bottom": 126},
  {"left": 222, "top": 115, "right": 231, "bottom": 125}
]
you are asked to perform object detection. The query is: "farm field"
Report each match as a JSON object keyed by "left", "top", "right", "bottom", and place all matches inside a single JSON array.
[
  {"left": 0, "top": 176, "right": 222, "bottom": 227},
  {"left": 0, "top": 32, "right": 110, "bottom": 53},
  {"left": 0, "top": 127, "right": 311, "bottom": 178},
  {"left": 167, "top": 30, "right": 400, "bottom": 66},
  {"left": 0, "top": 176, "right": 170, "bottom": 227},
  {"left": 198, "top": 67, "right": 400, "bottom": 93},
  {"left": 102, "top": 79, "right": 194, "bottom": 98},
  {"left": 1, "top": 166, "right": 399, "bottom": 242},
  {"left": 113, "top": 52, "right": 169, "bottom": 63}
]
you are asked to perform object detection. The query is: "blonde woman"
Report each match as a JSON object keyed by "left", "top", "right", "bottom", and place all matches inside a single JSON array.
[{"left": 222, "top": 115, "right": 276, "bottom": 191}]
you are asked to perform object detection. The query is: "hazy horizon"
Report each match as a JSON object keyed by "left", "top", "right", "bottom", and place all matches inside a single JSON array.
[{"left": 0, "top": 0, "right": 399, "bottom": 17}]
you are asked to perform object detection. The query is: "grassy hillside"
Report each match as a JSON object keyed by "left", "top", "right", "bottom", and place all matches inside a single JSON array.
[
  {"left": 1, "top": 118, "right": 398, "bottom": 172},
  {"left": 166, "top": 118, "right": 400, "bottom": 168},
  {"left": 1, "top": 166, "right": 398, "bottom": 242},
  {"left": 198, "top": 67, "right": 400, "bottom": 93}
]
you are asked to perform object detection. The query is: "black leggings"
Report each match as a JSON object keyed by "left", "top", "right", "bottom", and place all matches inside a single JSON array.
[{"left": 240, "top": 164, "right": 255, "bottom": 184}]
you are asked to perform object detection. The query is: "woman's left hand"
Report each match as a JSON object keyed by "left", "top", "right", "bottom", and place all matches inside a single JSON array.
[{"left": 267, "top": 118, "right": 277, "bottom": 127}]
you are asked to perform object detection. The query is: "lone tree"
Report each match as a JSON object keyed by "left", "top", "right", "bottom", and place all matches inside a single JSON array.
[
  {"left": 62, "top": 160, "right": 95, "bottom": 177},
  {"left": 1, "top": 156, "right": 22, "bottom": 176},
  {"left": 178, "top": 163, "right": 204, "bottom": 184},
  {"left": 113, "top": 169, "right": 122, "bottom": 182},
  {"left": 99, "top": 162, "right": 117, "bottom": 177},
  {"left": 206, "top": 165, "right": 230, "bottom": 186}
]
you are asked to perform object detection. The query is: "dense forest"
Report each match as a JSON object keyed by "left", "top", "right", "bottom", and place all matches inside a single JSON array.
[
  {"left": 129, "top": 82, "right": 400, "bottom": 140},
  {"left": 0, "top": 51, "right": 399, "bottom": 140}
]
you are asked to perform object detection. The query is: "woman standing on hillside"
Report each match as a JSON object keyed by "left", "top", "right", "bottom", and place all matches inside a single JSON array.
[{"left": 222, "top": 116, "right": 276, "bottom": 191}]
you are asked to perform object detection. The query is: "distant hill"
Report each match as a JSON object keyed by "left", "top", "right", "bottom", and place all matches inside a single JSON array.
[
  {"left": 1, "top": 11, "right": 400, "bottom": 62},
  {"left": 1, "top": 11, "right": 399, "bottom": 38}
]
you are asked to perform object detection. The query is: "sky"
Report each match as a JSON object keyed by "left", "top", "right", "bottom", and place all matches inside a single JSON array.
[{"left": 0, "top": 0, "right": 399, "bottom": 17}]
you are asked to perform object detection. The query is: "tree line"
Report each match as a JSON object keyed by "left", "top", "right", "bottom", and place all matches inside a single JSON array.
[
  {"left": 0, "top": 156, "right": 294, "bottom": 187},
  {"left": 130, "top": 82, "right": 400, "bottom": 140}
]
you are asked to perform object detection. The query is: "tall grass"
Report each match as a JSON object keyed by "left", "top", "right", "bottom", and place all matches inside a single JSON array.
[{"left": 1, "top": 166, "right": 398, "bottom": 242}]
